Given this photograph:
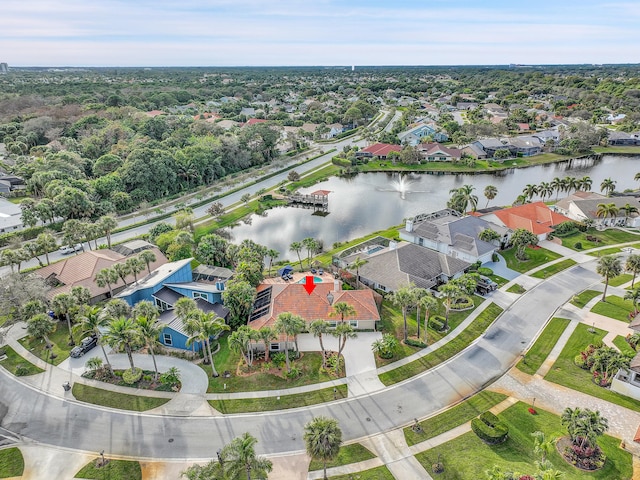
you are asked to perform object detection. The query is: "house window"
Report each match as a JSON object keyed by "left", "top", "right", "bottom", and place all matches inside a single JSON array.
[
  {"left": 192, "top": 292, "right": 207, "bottom": 300},
  {"left": 270, "top": 343, "right": 280, "bottom": 351},
  {"left": 163, "top": 333, "right": 173, "bottom": 346},
  {"left": 418, "top": 237, "right": 424, "bottom": 246},
  {"left": 327, "top": 321, "right": 337, "bottom": 328},
  {"left": 154, "top": 298, "right": 169, "bottom": 312},
  {"left": 349, "top": 320, "right": 358, "bottom": 328}
]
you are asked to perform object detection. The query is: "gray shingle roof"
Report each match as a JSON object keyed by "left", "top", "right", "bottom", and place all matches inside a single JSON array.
[{"left": 153, "top": 286, "right": 183, "bottom": 306}]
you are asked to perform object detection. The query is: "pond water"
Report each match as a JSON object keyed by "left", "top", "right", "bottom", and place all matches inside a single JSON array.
[{"left": 225, "top": 155, "right": 640, "bottom": 258}]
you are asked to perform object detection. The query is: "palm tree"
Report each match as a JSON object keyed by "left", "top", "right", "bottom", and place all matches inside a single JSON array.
[
  {"left": 52, "top": 292, "right": 78, "bottom": 346},
  {"left": 439, "top": 282, "right": 463, "bottom": 331},
  {"left": 596, "top": 202, "right": 619, "bottom": 224},
  {"left": 600, "top": 177, "right": 616, "bottom": 196},
  {"left": 596, "top": 255, "right": 622, "bottom": 302},
  {"left": 550, "top": 176, "right": 563, "bottom": 200},
  {"left": 418, "top": 294, "right": 438, "bottom": 344},
  {"left": 274, "top": 312, "right": 305, "bottom": 372},
  {"left": 389, "top": 285, "right": 415, "bottom": 342},
  {"left": 228, "top": 326, "right": 255, "bottom": 368},
  {"left": 412, "top": 288, "right": 429, "bottom": 339},
  {"left": 23, "top": 241, "right": 43, "bottom": 267},
  {"left": 522, "top": 183, "right": 538, "bottom": 201},
  {"left": 186, "top": 311, "right": 230, "bottom": 377},
  {"left": 538, "top": 181, "right": 553, "bottom": 201},
  {"left": 125, "top": 257, "right": 145, "bottom": 284},
  {"left": 332, "top": 323, "right": 356, "bottom": 374},
  {"left": 256, "top": 326, "right": 276, "bottom": 362},
  {"left": 578, "top": 176, "right": 593, "bottom": 191},
  {"left": 347, "top": 256, "right": 367, "bottom": 287},
  {"left": 483, "top": 185, "right": 498, "bottom": 208},
  {"left": 478, "top": 228, "right": 500, "bottom": 244},
  {"left": 99, "top": 215, "right": 118, "bottom": 249},
  {"left": 266, "top": 249, "right": 279, "bottom": 277},
  {"left": 112, "top": 262, "right": 131, "bottom": 286},
  {"left": 530, "top": 431, "right": 556, "bottom": 463},
  {"left": 302, "top": 237, "right": 319, "bottom": 267},
  {"left": 174, "top": 297, "right": 199, "bottom": 352},
  {"left": 290, "top": 241, "right": 304, "bottom": 271},
  {"left": 27, "top": 313, "right": 56, "bottom": 347},
  {"left": 136, "top": 315, "right": 163, "bottom": 381},
  {"left": 104, "top": 316, "right": 141, "bottom": 371},
  {"left": 449, "top": 184, "right": 478, "bottom": 212},
  {"left": 94, "top": 267, "right": 119, "bottom": 298},
  {"left": 626, "top": 254, "right": 640, "bottom": 288},
  {"left": 70, "top": 285, "right": 91, "bottom": 307},
  {"left": 35, "top": 232, "right": 57, "bottom": 265},
  {"left": 100, "top": 298, "right": 131, "bottom": 320},
  {"left": 131, "top": 300, "right": 160, "bottom": 322},
  {"left": 304, "top": 416, "right": 343, "bottom": 480},
  {"left": 561, "top": 407, "right": 608, "bottom": 449},
  {"left": 138, "top": 250, "right": 157, "bottom": 274},
  {"left": 330, "top": 302, "right": 356, "bottom": 324},
  {"left": 566, "top": 176, "right": 579, "bottom": 193},
  {"left": 221, "top": 432, "right": 272, "bottom": 480},
  {"left": 75, "top": 305, "right": 113, "bottom": 374},
  {"left": 625, "top": 288, "right": 640, "bottom": 314},
  {"left": 622, "top": 203, "right": 639, "bottom": 225},
  {"left": 309, "top": 319, "right": 330, "bottom": 368}
]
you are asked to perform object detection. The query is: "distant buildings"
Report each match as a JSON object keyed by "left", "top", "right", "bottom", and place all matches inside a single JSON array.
[{"left": 0, "top": 63, "right": 8, "bottom": 74}]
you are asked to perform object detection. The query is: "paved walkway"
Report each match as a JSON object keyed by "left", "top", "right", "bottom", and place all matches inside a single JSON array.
[{"left": 481, "top": 253, "right": 520, "bottom": 280}]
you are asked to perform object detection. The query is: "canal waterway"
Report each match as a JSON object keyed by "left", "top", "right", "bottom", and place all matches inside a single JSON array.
[{"left": 225, "top": 154, "right": 640, "bottom": 258}]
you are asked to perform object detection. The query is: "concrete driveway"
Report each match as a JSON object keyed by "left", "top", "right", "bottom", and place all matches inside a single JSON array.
[{"left": 482, "top": 253, "right": 520, "bottom": 280}]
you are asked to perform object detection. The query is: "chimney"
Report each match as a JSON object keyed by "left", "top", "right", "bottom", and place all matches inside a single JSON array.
[
  {"left": 333, "top": 279, "right": 341, "bottom": 292},
  {"left": 406, "top": 218, "right": 414, "bottom": 232},
  {"left": 389, "top": 241, "right": 397, "bottom": 250}
]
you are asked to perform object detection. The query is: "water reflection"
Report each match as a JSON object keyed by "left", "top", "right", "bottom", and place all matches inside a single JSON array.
[{"left": 226, "top": 155, "right": 638, "bottom": 259}]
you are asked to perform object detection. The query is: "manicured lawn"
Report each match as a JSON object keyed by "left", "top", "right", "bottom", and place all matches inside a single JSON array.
[
  {"left": 287, "top": 164, "right": 341, "bottom": 191},
  {"left": 75, "top": 458, "right": 142, "bottom": 479},
  {"left": 209, "top": 384, "right": 348, "bottom": 413},
  {"left": 329, "top": 465, "right": 394, "bottom": 480},
  {"left": 516, "top": 318, "right": 571, "bottom": 375},
  {"left": 0, "top": 346, "right": 44, "bottom": 376},
  {"left": 415, "top": 402, "right": 632, "bottom": 480},
  {"left": 506, "top": 283, "right": 526, "bottom": 294},
  {"left": 593, "top": 145, "right": 640, "bottom": 154},
  {"left": 608, "top": 273, "right": 633, "bottom": 287},
  {"left": 0, "top": 447, "right": 24, "bottom": 478},
  {"left": 201, "top": 335, "right": 342, "bottom": 393},
  {"left": 71, "top": 383, "right": 170, "bottom": 412},
  {"left": 485, "top": 273, "right": 509, "bottom": 288},
  {"left": 613, "top": 335, "right": 636, "bottom": 356},
  {"left": 379, "top": 303, "right": 503, "bottom": 386},
  {"left": 530, "top": 259, "right": 577, "bottom": 279},
  {"left": 561, "top": 228, "right": 640, "bottom": 251},
  {"left": 570, "top": 289, "right": 601, "bottom": 309},
  {"left": 309, "top": 443, "right": 376, "bottom": 471},
  {"left": 590, "top": 295, "right": 634, "bottom": 322},
  {"left": 501, "top": 247, "right": 562, "bottom": 273},
  {"left": 545, "top": 323, "right": 640, "bottom": 412},
  {"left": 403, "top": 391, "right": 507, "bottom": 446},
  {"left": 18, "top": 323, "right": 73, "bottom": 365}
]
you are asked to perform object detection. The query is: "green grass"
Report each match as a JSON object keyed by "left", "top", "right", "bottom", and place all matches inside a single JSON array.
[
  {"left": 613, "top": 335, "right": 636, "bottom": 356},
  {"left": 379, "top": 303, "right": 503, "bottom": 386},
  {"left": 329, "top": 465, "right": 394, "bottom": 480},
  {"left": 593, "top": 145, "right": 640, "bottom": 154},
  {"left": 561, "top": 229, "right": 640, "bottom": 251},
  {"left": 0, "top": 346, "right": 44, "bottom": 376},
  {"left": 586, "top": 243, "right": 640, "bottom": 257},
  {"left": 75, "top": 458, "right": 142, "bottom": 479},
  {"left": 201, "top": 336, "right": 341, "bottom": 393},
  {"left": 209, "top": 385, "right": 348, "bottom": 413},
  {"left": 590, "top": 295, "right": 635, "bottom": 322},
  {"left": 501, "top": 247, "right": 562, "bottom": 273},
  {"left": 309, "top": 443, "right": 376, "bottom": 471},
  {"left": 0, "top": 447, "right": 24, "bottom": 478},
  {"left": 570, "top": 289, "right": 601, "bottom": 308},
  {"left": 287, "top": 164, "right": 340, "bottom": 191},
  {"left": 415, "top": 402, "right": 632, "bottom": 480},
  {"left": 506, "top": 284, "right": 526, "bottom": 294},
  {"left": 545, "top": 323, "right": 640, "bottom": 412},
  {"left": 530, "top": 259, "right": 577, "bottom": 279},
  {"left": 18, "top": 323, "right": 73, "bottom": 365},
  {"left": 71, "top": 383, "right": 170, "bottom": 412},
  {"left": 608, "top": 273, "right": 633, "bottom": 287},
  {"left": 403, "top": 391, "right": 508, "bottom": 446},
  {"left": 516, "top": 318, "right": 571, "bottom": 375}
]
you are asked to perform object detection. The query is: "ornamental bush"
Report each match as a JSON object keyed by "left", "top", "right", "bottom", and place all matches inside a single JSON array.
[
  {"left": 477, "top": 267, "right": 494, "bottom": 276},
  {"left": 405, "top": 338, "right": 427, "bottom": 348},
  {"left": 429, "top": 315, "right": 446, "bottom": 331},
  {"left": 122, "top": 367, "right": 143, "bottom": 384},
  {"left": 471, "top": 411, "right": 509, "bottom": 444}
]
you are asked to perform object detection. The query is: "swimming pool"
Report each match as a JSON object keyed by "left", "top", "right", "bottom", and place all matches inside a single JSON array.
[{"left": 297, "top": 276, "right": 323, "bottom": 284}]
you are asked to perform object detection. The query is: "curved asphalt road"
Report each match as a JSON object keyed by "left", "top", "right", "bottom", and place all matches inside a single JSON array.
[{"left": 0, "top": 262, "right": 600, "bottom": 458}]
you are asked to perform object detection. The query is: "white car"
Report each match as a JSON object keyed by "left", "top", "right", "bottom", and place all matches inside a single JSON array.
[{"left": 59, "top": 243, "right": 82, "bottom": 255}]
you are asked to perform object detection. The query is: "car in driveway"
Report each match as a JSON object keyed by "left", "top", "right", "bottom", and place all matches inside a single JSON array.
[
  {"left": 59, "top": 243, "right": 82, "bottom": 255},
  {"left": 476, "top": 275, "right": 498, "bottom": 295},
  {"left": 70, "top": 335, "right": 98, "bottom": 358}
]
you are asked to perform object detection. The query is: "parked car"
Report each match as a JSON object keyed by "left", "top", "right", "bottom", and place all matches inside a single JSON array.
[
  {"left": 70, "top": 335, "right": 98, "bottom": 358},
  {"left": 476, "top": 275, "right": 498, "bottom": 295},
  {"left": 59, "top": 243, "right": 82, "bottom": 255}
]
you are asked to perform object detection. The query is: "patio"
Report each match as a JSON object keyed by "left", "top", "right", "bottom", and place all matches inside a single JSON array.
[{"left": 262, "top": 270, "right": 334, "bottom": 285}]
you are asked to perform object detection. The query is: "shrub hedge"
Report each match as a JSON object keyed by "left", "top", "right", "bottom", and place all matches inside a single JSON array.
[
  {"left": 429, "top": 315, "right": 446, "bottom": 331},
  {"left": 470, "top": 411, "right": 509, "bottom": 444}
]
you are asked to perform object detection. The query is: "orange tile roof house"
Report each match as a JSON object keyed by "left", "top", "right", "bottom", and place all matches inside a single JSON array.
[
  {"left": 356, "top": 143, "right": 402, "bottom": 159},
  {"left": 248, "top": 282, "right": 380, "bottom": 334},
  {"left": 35, "top": 246, "right": 167, "bottom": 303},
  {"left": 480, "top": 202, "right": 571, "bottom": 240}
]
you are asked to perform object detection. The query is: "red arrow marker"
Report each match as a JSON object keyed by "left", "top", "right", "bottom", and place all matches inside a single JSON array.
[{"left": 302, "top": 275, "right": 316, "bottom": 295}]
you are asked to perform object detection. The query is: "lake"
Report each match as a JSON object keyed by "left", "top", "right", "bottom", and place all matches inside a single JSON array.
[{"left": 224, "top": 154, "right": 639, "bottom": 258}]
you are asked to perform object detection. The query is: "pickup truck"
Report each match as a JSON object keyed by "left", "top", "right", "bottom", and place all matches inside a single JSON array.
[
  {"left": 59, "top": 243, "right": 82, "bottom": 255},
  {"left": 69, "top": 335, "right": 98, "bottom": 358}
]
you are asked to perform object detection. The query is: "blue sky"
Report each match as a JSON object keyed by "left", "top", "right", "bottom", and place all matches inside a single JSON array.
[{"left": 4, "top": 0, "right": 640, "bottom": 66}]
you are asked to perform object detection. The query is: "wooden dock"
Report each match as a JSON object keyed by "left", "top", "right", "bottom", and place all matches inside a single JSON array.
[{"left": 287, "top": 189, "right": 330, "bottom": 207}]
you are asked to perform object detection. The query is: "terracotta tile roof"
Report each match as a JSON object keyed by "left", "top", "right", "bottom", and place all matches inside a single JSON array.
[
  {"left": 248, "top": 283, "right": 380, "bottom": 330},
  {"left": 310, "top": 190, "right": 331, "bottom": 196},
  {"left": 361, "top": 143, "right": 402, "bottom": 157},
  {"left": 490, "top": 202, "right": 571, "bottom": 235},
  {"left": 243, "top": 118, "right": 268, "bottom": 127},
  {"left": 146, "top": 110, "right": 166, "bottom": 117},
  {"left": 35, "top": 248, "right": 167, "bottom": 300}
]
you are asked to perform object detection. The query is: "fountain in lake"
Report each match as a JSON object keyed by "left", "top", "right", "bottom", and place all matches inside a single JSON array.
[{"left": 389, "top": 174, "right": 415, "bottom": 199}]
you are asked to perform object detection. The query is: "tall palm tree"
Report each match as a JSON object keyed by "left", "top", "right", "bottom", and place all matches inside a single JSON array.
[
  {"left": 389, "top": 285, "right": 415, "bottom": 342},
  {"left": 52, "top": 292, "right": 78, "bottom": 346},
  {"left": 75, "top": 305, "right": 113, "bottom": 374},
  {"left": 94, "top": 267, "right": 119, "bottom": 298},
  {"left": 302, "top": 237, "right": 319, "bottom": 267},
  {"left": 600, "top": 177, "right": 616, "bottom": 196},
  {"left": 635, "top": 172, "right": 640, "bottom": 184},
  {"left": 125, "top": 257, "right": 145, "bottom": 284},
  {"left": 347, "top": 256, "right": 367, "bottom": 287},
  {"left": 256, "top": 326, "right": 276, "bottom": 362},
  {"left": 625, "top": 288, "right": 640, "bottom": 314},
  {"left": 112, "top": 262, "right": 131, "bottom": 286},
  {"left": 550, "top": 177, "right": 563, "bottom": 200},
  {"left": 578, "top": 176, "right": 593, "bottom": 191},
  {"left": 100, "top": 299, "right": 131, "bottom": 320},
  {"left": 136, "top": 315, "right": 163, "bottom": 381},
  {"left": 566, "top": 176, "right": 579, "bottom": 193},
  {"left": 27, "top": 313, "right": 56, "bottom": 347},
  {"left": 35, "top": 232, "right": 57, "bottom": 266},
  {"left": 596, "top": 255, "right": 622, "bottom": 302},
  {"left": 522, "top": 183, "right": 538, "bottom": 201},
  {"left": 266, "top": 249, "right": 279, "bottom": 277},
  {"left": 483, "top": 185, "right": 498, "bottom": 208},
  {"left": 418, "top": 293, "right": 438, "bottom": 344},
  {"left": 99, "top": 215, "right": 118, "bottom": 249},
  {"left": 289, "top": 241, "right": 304, "bottom": 271},
  {"left": 439, "top": 282, "right": 463, "bottom": 331},
  {"left": 274, "top": 312, "right": 306, "bottom": 372},
  {"left": 186, "top": 311, "right": 230, "bottom": 377},
  {"left": 228, "top": 325, "right": 255, "bottom": 367},
  {"left": 626, "top": 254, "right": 640, "bottom": 288},
  {"left": 131, "top": 300, "right": 160, "bottom": 322},
  {"left": 174, "top": 297, "right": 199, "bottom": 352},
  {"left": 595, "top": 202, "right": 619, "bottom": 223},
  {"left": 221, "top": 432, "right": 272, "bottom": 480},
  {"left": 70, "top": 286, "right": 91, "bottom": 307},
  {"left": 104, "top": 316, "right": 141, "bottom": 371},
  {"left": 309, "top": 319, "right": 330, "bottom": 368},
  {"left": 332, "top": 323, "right": 357, "bottom": 374},
  {"left": 304, "top": 416, "right": 343, "bottom": 480},
  {"left": 538, "top": 181, "right": 553, "bottom": 201},
  {"left": 330, "top": 302, "right": 357, "bottom": 324},
  {"left": 412, "top": 288, "right": 429, "bottom": 339},
  {"left": 449, "top": 184, "right": 478, "bottom": 212},
  {"left": 138, "top": 250, "right": 157, "bottom": 274},
  {"left": 622, "top": 203, "right": 639, "bottom": 225}
]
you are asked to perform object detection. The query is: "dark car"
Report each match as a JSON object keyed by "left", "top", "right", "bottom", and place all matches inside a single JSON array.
[
  {"left": 476, "top": 275, "right": 498, "bottom": 295},
  {"left": 70, "top": 335, "right": 98, "bottom": 358}
]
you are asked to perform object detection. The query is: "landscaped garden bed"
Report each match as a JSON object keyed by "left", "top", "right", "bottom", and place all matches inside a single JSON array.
[{"left": 82, "top": 365, "right": 181, "bottom": 392}]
